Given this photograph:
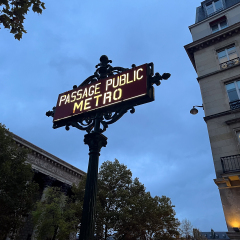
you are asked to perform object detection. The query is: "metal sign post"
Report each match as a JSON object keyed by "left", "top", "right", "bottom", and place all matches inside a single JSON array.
[{"left": 46, "top": 55, "right": 170, "bottom": 240}]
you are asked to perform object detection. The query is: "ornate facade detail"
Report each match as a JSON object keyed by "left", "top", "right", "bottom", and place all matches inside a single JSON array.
[{"left": 13, "top": 133, "right": 85, "bottom": 186}]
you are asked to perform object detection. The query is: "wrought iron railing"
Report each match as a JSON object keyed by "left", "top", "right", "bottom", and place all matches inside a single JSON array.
[
  {"left": 221, "top": 154, "right": 240, "bottom": 173},
  {"left": 230, "top": 100, "right": 240, "bottom": 110},
  {"left": 220, "top": 57, "right": 240, "bottom": 70}
]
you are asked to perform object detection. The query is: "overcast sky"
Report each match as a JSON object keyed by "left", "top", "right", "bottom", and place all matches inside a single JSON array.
[{"left": 0, "top": 0, "right": 227, "bottom": 232}]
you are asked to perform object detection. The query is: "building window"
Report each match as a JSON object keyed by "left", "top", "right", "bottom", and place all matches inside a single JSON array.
[
  {"left": 206, "top": 0, "right": 224, "bottom": 16},
  {"left": 225, "top": 80, "right": 240, "bottom": 109},
  {"left": 210, "top": 16, "right": 228, "bottom": 33},
  {"left": 218, "top": 45, "right": 239, "bottom": 69}
]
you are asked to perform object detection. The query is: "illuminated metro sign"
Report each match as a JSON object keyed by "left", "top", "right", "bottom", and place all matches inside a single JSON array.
[{"left": 53, "top": 64, "right": 154, "bottom": 126}]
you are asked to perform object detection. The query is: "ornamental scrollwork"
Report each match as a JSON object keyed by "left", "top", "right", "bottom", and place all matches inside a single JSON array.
[{"left": 46, "top": 55, "right": 170, "bottom": 134}]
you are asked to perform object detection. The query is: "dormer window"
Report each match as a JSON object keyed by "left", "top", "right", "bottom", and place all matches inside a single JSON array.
[
  {"left": 206, "top": 0, "right": 223, "bottom": 16},
  {"left": 210, "top": 16, "right": 228, "bottom": 33}
]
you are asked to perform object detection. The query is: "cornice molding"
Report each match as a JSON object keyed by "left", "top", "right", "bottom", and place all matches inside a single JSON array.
[
  {"left": 184, "top": 22, "right": 240, "bottom": 70},
  {"left": 225, "top": 117, "right": 240, "bottom": 125},
  {"left": 204, "top": 108, "right": 240, "bottom": 122},
  {"left": 12, "top": 133, "right": 86, "bottom": 185},
  {"left": 204, "top": 110, "right": 232, "bottom": 121},
  {"left": 197, "top": 64, "right": 240, "bottom": 81}
]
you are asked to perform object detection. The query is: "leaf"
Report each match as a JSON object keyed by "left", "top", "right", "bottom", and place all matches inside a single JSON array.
[
  {"left": 14, "top": 31, "right": 22, "bottom": 40},
  {"left": 0, "top": 0, "right": 46, "bottom": 39}
]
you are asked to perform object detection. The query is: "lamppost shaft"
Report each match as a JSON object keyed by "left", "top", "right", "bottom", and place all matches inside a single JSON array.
[{"left": 79, "top": 118, "right": 107, "bottom": 240}]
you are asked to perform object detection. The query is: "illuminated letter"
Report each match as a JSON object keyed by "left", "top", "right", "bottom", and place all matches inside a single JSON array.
[
  {"left": 134, "top": 70, "right": 136, "bottom": 81},
  {"left": 126, "top": 73, "right": 133, "bottom": 84},
  {"left": 88, "top": 86, "right": 95, "bottom": 97},
  {"left": 59, "top": 95, "right": 66, "bottom": 106},
  {"left": 113, "top": 88, "right": 122, "bottom": 101},
  {"left": 94, "top": 94, "right": 102, "bottom": 107},
  {"left": 106, "top": 79, "right": 112, "bottom": 91},
  {"left": 71, "top": 91, "right": 77, "bottom": 102},
  {"left": 136, "top": 68, "right": 143, "bottom": 80},
  {"left": 65, "top": 94, "right": 70, "bottom": 104},
  {"left": 95, "top": 82, "right": 101, "bottom": 94},
  {"left": 76, "top": 89, "right": 83, "bottom": 100},
  {"left": 84, "top": 97, "right": 92, "bottom": 110},
  {"left": 119, "top": 74, "right": 126, "bottom": 86},
  {"left": 113, "top": 76, "right": 119, "bottom": 88},
  {"left": 103, "top": 91, "right": 112, "bottom": 105},
  {"left": 73, "top": 100, "right": 83, "bottom": 113},
  {"left": 82, "top": 88, "right": 88, "bottom": 98}
]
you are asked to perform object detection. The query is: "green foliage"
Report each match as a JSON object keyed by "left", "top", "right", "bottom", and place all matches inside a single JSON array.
[
  {"left": 96, "top": 159, "right": 180, "bottom": 240},
  {"left": 32, "top": 159, "right": 180, "bottom": 240},
  {"left": 32, "top": 177, "right": 86, "bottom": 240},
  {"left": 0, "top": 123, "right": 39, "bottom": 240},
  {"left": 32, "top": 187, "right": 66, "bottom": 240},
  {"left": 0, "top": 0, "right": 46, "bottom": 40}
]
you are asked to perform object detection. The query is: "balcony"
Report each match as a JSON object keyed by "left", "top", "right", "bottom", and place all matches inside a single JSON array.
[
  {"left": 220, "top": 57, "right": 240, "bottom": 70},
  {"left": 221, "top": 154, "right": 240, "bottom": 173},
  {"left": 230, "top": 100, "right": 240, "bottom": 110}
]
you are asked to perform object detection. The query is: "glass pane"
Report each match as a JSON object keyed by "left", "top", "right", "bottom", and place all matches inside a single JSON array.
[
  {"left": 236, "top": 81, "right": 240, "bottom": 90},
  {"left": 229, "top": 52, "right": 238, "bottom": 60},
  {"left": 218, "top": 50, "right": 226, "bottom": 58},
  {"left": 218, "top": 50, "right": 227, "bottom": 63},
  {"left": 226, "top": 82, "right": 236, "bottom": 90},
  {"left": 219, "top": 56, "right": 228, "bottom": 63},
  {"left": 220, "top": 20, "right": 227, "bottom": 29},
  {"left": 227, "top": 46, "right": 236, "bottom": 53},
  {"left": 211, "top": 24, "right": 219, "bottom": 33},
  {"left": 227, "top": 89, "right": 239, "bottom": 102},
  {"left": 206, "top": 4, "right": 214, "bottom": 15},
  {"left": 214, "top": 0, "right": 223, "bottom": 10}
]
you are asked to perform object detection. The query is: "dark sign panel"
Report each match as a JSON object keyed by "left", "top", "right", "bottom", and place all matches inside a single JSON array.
[{"left": 53, "top": 64, "right": 153, "bottom": 123}]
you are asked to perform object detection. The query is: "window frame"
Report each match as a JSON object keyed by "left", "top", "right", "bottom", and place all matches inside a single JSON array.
[
  {"left": 225, "top": 80, "right": 240, "bottom": 103},
  {"left": 205, "top": 0, "right": 224, "bottom": 16},
  {"left": 217, "top": 44, "right": 239, "bottom": 69},
  {"left": 210, "top": 18, "right": 228, "bottom": 33},
  {"left": 217, "top": 45, "right": 236, "bottom": 61}
]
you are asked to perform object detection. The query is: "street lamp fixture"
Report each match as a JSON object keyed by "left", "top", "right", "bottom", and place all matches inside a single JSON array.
[{"left": 190, "top": 105, "right": 203, "bottom": 115}]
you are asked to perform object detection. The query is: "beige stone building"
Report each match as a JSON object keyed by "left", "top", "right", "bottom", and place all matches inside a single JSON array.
[{"left": 184, "top": 0, "right": 240, "bottom": 239}]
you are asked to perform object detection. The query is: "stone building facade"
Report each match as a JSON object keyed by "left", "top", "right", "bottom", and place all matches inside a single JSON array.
[
  {"left": 185, "top": 0, "right": 240, "bottom": 239},
  {"left": 10, "top": 133, "right": 85, "bottom": 240}
]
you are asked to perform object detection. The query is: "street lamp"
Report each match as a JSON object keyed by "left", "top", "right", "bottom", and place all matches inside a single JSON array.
[{"left": 190, "top": 105, "right": 203, "bottom": 115}]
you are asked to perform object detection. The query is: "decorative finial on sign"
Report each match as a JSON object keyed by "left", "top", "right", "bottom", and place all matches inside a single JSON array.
[{"left": 95, "top": 55, "right": 113, "bottom": 79}]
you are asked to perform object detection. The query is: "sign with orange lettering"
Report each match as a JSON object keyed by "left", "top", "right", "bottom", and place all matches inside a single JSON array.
[{"left": 53, "top": 64, "right": 153, "bottom": 123}]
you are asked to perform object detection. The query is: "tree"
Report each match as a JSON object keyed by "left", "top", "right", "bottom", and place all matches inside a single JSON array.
[
  {"left": 0, "top": 0, "right": 46, "bottom": 40},
  {"left": 32, "top": 187, "right": 66, "bottom": 240},
  {"left": 96, "top": 159, "right": 180, "bottom": 240},
  {"left": 179, "top": 219, "right": 193, "bottom": 239},
  {"left": 0, "top": 123, "right": 39, "bottom": 240},
  {"left": 96, "top": 159, "right": 132, "bottom": 239},
  {"left": 179, "top": 220, "right": 207, "bottom": 240},
  {"left": 32, "top": 159, "right": 180, "bottom": 240},
  {"left": 32, "top": 177, "right": 86, "bottom": 240}
]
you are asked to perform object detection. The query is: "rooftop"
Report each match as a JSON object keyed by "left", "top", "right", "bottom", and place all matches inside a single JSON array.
[{"left": 195, "top": 0, "right": 240, "bottom": 23}]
